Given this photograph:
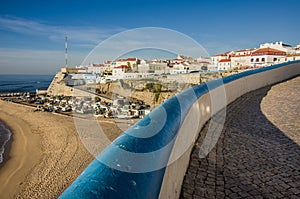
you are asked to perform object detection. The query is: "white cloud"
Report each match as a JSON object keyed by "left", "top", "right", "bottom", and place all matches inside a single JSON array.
[
  {"left": 0, "top": 19, "right": 219, "bottom": 73},
  {"left": 0, "top": 16, "right": 126, "bottom": 74},
  {"left": 0, "top": 16, "right": 125, "bottom": 45}
]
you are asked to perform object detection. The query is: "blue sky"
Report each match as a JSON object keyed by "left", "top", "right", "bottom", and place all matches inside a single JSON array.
[{"left": 0, "top": 0, "right": 299, "bottom": 74}]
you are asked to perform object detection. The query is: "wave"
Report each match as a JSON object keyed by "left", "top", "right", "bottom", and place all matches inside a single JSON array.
[{"left": 0, "top": 121, "right": 12, "bottom": 164}]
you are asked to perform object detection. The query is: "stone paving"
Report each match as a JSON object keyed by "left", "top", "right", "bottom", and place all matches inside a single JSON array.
[{"left": 180, "top": 76, "right": 300, "bottom": 199}]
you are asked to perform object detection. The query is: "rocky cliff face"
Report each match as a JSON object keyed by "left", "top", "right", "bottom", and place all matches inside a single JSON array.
[
  {"left": 47, "top": 72, "right": 73, "bottom": 96},
  {"left": 47, "top": 71, "right": 236, "bottom": 106}
]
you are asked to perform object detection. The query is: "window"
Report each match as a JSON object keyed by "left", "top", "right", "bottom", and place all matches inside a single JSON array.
[
  {"left": 256, "top": 58, "right": 259, "bottom": 62},
  {"left": 251, "top": 58, "right": 254, "bottom": 62},
  {"left": 273, "top": 58, "right": 277, "bottom": 62},
  {"left": 262, "top": 58, "right": 265, "bottom": 62}
]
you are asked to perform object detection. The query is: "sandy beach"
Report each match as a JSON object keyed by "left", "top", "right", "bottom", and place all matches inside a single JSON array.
[{"left": 0, "top": 100, "right": 122, "bottom": 198}]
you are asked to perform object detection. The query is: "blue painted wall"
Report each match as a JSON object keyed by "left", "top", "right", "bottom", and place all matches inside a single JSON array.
[{"left": 60, "top": 61, "right": 300, "bottom": 199}]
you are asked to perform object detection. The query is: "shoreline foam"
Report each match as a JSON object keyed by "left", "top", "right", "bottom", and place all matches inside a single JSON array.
[{"left": 0, "top": 120, "right": 12, "bottom": 168}]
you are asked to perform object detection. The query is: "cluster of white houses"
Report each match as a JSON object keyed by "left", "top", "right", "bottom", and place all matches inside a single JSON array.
[
  {"left": 211, "top": 41, "right": 300, "bottom": 70},
  {"left": 62, "top": 56, "right": 211, "bottom": 85},
  {"left": 61, "top": 41, "right": 300, "bottom": 84}
]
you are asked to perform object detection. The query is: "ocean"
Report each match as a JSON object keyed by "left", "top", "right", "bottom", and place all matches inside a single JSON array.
[
  {"left": 0, "top": 74, "right": 53, "bottom": 164},
  {"left": 0, "top": 74, "right": 53, "bottom": 93}
]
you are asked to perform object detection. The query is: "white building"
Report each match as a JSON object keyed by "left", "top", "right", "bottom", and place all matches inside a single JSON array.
[
  {"left": 210, "top": 41, "right": 299, "bottom": 70},
  {"left": 137, "top": 60, "right": 150, "bottom": 73},
  {"left": 250, "top": 48, "right": 286, "bottom": 68},
  {"left": 211, "top": 53, "right": 229, "bottom": 67},
  {"left": 137, "top": 64, "right": 150, "bottom": 73},
  {"left": 260, "top": 41, "right": 295, "bottom": 54},
  {"left": 230, "top": 49, "right": 254, "bottom": 69},
  {"left": 197, "top": 56, "right": 211, "bottom": 63},
  {"left": 217, "top": 59, "right": 231, "bottom": 70},
  {"left": 277, "top": 54, "right": 300, "bottom": 63},
  {"left": 173, "top": 62, "right": 188, "bottom": 70},
  {"left": 112, "top": 65, "right": 130, "bottom": 79},
  {"left": 187, "top": 56, "right": 211, "bottom": 71},
  {"left": 67, "top": 73, "right": 97, "bottom": 84},
  {"left": 189, "top": 62, "right": 209, "bottom": 71},
  {"left": 83, "top": 74, "right": 97, "bottom": 84},
  {"left": 149, "top": 63, "right": 168, "bottom": 74},
  {"left": 167, "top": 62, "right": 189, "bottom": 74},
  {"left": 87, "top": 64, "right": 106, "bottom": 74},
  {"left": 207, "top": 64, "right": 218, "bottom": 71},
  {"left": 295, "top": 44, "right": 300, "bottom": 54},
  {"left": 111, "top": 65, "right": 153, "bottom": 80},
  {"left": 116, "top": 58, "right": 139, "bottom": 72},
  {"left": 76, "top": 67, "right": 88, "bottom": 73}
]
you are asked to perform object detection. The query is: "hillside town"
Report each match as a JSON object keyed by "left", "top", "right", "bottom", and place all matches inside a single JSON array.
[
  {"left": 1, "top": 41, "right": 299, "bottom": 120},
  {"left": 53, "top": 41, "right": 300, "bottom": 86},
  {"left": 211, "top": 41, "right": 300, "bottom": 70}
]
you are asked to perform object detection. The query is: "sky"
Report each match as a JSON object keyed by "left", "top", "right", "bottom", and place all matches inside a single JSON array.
[{"left": 0, "top": 0, "right": 299, "bottom": 74}]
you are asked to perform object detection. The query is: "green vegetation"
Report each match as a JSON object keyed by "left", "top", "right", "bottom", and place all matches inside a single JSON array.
[
  {"left": 145, "top": 83, "right": 163, "bottom": 104},
  {"left": 95, "top": 96, "right": 101, "bottom": 102},
  {"left": 145, "top": 83, "right": 162, "bottom": 93},
  {"left": 154, "top": 93, "right": 160, "bottom": 103}
]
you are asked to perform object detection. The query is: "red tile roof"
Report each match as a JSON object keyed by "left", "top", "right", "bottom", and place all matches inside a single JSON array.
[
  {"left": 252, "top": 48, "right": 286, "bottom": 56},
  {"left": 213, "top": 53, "right": 227, "bottom": 57},
  {"left": 219, "top": 59, "right": 231, "bottom": 63},
  {"left": 235, "top": 49, "right": 247, "bottom": 52},
  {"left": 117, "top": 58, "right": 137, "bottom": 62},
  {"left": 126, "top": 58, "right": 137, "bottom": 61},
  {"left": 115, "top": 65, "right": 130, "bottom": 69},
  {"left": 231, "top": 54, "right": 251, "bottom": 57}
]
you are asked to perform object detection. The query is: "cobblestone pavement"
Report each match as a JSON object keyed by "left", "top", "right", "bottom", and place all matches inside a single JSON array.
[
  {"left": 180, "top": 76, "right": 300, "bottom": 199},
  {"left": 261, "top": 77, "right": 300, "bottom": 146}
]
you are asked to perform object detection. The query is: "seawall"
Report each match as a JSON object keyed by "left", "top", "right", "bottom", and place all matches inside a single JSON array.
[{"left": 59, "top": 61, "right": 300, "bottom": 199}]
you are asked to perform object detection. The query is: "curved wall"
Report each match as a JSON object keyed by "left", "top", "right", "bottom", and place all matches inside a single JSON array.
[{"left": 60, "top": 61, "right": 300, "bottom": 199}]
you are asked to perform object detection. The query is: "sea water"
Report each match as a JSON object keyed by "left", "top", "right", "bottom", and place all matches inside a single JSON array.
[{"left": 0, "top": 74, "right": 53, "bottom": 93}]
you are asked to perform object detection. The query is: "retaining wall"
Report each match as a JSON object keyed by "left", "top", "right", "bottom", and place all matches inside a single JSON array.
[{"left": 59, "top": 61, "right": 300, "bottom": 199}]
